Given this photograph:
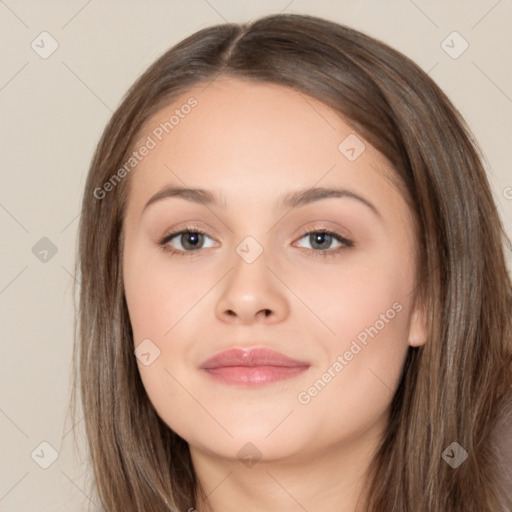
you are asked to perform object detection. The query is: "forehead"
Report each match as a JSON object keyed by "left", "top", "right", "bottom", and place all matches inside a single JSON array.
[{"left": 125, "top": 77, "right": 401, "bottom": 214}]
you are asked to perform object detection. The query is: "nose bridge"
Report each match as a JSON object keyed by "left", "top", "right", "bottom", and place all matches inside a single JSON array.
[
  {"left": 214, "top": 232, "right": 289, "bottom": 324},
  {"left": 228, "top": 233, "right": 272, "bottom": 299}
]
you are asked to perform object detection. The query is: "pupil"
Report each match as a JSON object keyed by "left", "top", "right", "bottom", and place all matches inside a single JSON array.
[
  {"left": 184, "top": 232, "right": 201, "bottom": 249},
  {"left": 312, "top": 233, "right": 331, "bottom": 249}
]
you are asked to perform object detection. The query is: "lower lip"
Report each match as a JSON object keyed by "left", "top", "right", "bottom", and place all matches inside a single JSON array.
[{"left": 203, "top": 365, "right": 309, "bottom": 386}]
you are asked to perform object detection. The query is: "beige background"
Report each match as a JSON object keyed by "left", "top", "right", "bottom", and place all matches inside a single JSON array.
[{"left": 1, "top": 1, "right": 511, "bottom": 510}]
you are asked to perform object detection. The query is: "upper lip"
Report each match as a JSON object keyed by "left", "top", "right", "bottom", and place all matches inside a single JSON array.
[{"left": 200, "top": 348, "right": 310, "bottom": 369}]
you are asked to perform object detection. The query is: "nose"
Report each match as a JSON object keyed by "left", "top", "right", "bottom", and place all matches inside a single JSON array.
[{"left": 214, "top": 245, "right": 290, "bottom": 325}]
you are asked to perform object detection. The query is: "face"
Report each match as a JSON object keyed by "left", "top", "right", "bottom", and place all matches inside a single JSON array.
[{"left": 122, "top": 77, "right": 426, "bottom": 465}]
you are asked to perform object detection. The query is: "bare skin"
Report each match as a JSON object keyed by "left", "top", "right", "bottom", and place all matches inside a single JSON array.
[{"left": 122, "top": 77, "right": 427, "bottom": 512}]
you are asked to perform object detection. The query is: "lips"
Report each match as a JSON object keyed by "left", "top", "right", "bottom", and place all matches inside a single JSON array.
[
  {"left": 200, "top": 348, "right": 310, "bottom": 386},
  {"left": 200, "top": 347, "right": 309, "bottom": 369}
]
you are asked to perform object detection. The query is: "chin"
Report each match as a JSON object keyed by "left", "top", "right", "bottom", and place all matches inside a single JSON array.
[{"left": 174, "top": 413, "right": 313, "bottom": 463}]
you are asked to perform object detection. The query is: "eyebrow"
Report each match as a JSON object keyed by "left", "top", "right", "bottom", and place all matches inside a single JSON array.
[{"left": 142, "top": 185, "right": 381, "bottom": 218}]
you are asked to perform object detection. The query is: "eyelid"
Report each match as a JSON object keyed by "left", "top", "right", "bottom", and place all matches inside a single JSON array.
[{"left": 295, "top": 221, "right": 353, "bottom": 242}]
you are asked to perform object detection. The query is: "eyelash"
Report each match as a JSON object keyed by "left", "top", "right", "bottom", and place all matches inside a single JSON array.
[{"left": 157, "top": 225, "right": 354, "bottom": 258}]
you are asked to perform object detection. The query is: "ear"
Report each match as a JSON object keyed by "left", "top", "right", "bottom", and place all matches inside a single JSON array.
[{"left": 407, "top": 300, "right": 428, "bottom": 347}]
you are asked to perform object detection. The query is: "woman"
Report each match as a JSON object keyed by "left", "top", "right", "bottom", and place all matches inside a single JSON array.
[{"left": 72, "top": 13, "right": 512, "bottom": 511}]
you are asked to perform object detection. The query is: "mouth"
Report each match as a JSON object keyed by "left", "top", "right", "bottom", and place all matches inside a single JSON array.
[{"left": 199, "top": 347, "right": 310, "bottom": 386}]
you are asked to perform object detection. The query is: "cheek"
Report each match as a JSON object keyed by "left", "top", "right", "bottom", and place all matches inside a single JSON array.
[
  {"left": 300, "top": 245, "right": 413, "bottom": 350},
  {"left": 123, "top": 251, "right": 209, "bottom": 429},
  {"left": 296, "top": 250, "right": 413, "bottom": 413},
  {"left": 290, "top": 286, "right": 411, "bottom": 448},
  {"left": 123, "top": 250, "right": 205, "bottom": 343}
]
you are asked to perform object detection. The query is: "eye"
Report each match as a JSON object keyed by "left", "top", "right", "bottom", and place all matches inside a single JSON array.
[
  {"left": 293, "top": 229, "right": 353, "bottom": 257},
  {"left": 158, "top": 227, "right": 217, "bottom": 255},
  {"left": 157, "top": 226, "right": 353, "bottom": 257}
]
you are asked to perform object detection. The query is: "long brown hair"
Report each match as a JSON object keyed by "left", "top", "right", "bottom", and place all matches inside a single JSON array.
[{"left": 71, "top": 13, "right": 512, "bottom": 511}]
